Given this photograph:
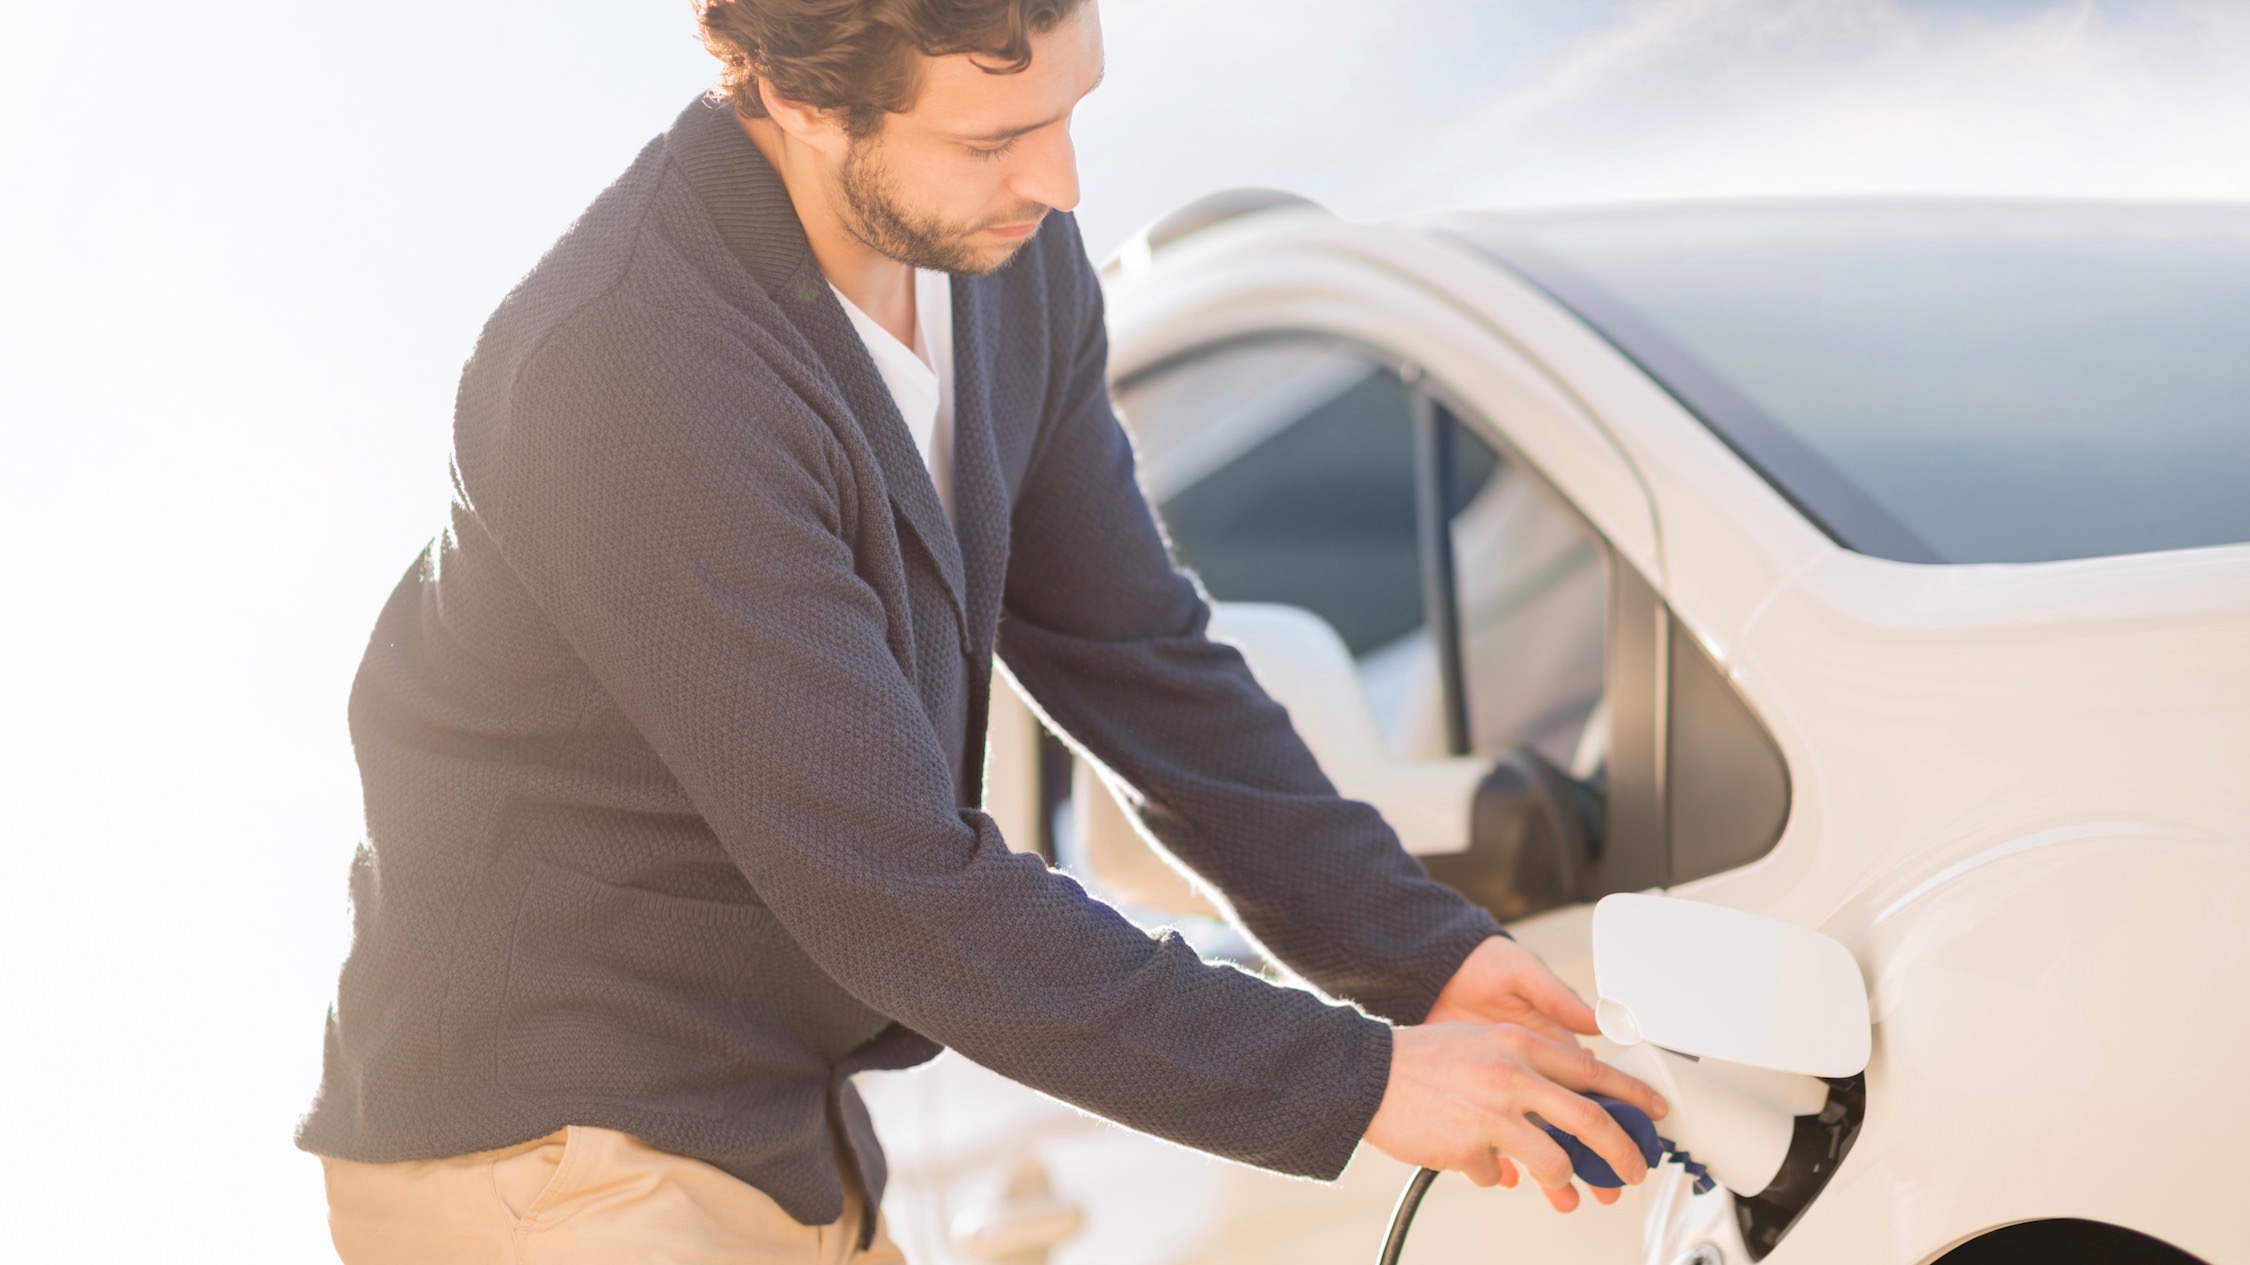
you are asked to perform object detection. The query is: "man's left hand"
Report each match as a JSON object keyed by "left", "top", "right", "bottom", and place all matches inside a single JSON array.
[
  {"left": 1424, "top": 935, "right": 1597, "bottom": 1039},
  {"left": 1424, "top": 935, "right": 1637, "bottom": 1211}
]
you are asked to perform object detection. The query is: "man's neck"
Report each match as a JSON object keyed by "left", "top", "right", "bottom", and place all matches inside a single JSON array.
[{"left": 738, "top": 115, "right": 918, "bottom": 348}]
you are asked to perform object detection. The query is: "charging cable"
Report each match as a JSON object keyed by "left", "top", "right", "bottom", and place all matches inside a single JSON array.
[{"left": 1377, "top": 1167, "right": 1441, "bottom": 1265}]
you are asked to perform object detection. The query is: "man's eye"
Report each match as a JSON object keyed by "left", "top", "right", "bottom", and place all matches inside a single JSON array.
[{"left": 970, "top": 138, "right": 1018, "bottom": 161}]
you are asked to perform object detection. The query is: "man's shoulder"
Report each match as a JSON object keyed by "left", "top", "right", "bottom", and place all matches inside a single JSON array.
[
  {"left": 472, "top": 137, "right": 757, "bottom": 385},
  {"left": 449, "top": 125, "right": 821, "bottom": 505}
]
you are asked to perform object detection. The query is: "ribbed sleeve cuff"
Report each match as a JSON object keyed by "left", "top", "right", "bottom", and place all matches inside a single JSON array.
[
  {"left": 1300, "top": 1015, "right": 1396, "bottom": 1182},
  {"left": 1388, "top": 914, "right": 1510, "bottom": 1027}
]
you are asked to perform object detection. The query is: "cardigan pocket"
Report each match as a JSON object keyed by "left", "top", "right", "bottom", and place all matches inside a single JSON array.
[{"left": 495, "top": 862, "right": 883, "bottom": 1113}]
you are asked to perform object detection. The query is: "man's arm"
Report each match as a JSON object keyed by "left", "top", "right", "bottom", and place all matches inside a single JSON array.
[
  {"left": 473, "top": 293, "right": 1390, "bottom": 1180},
  {"left": 995, "top": 219, "right": 1504, "bottom": 1027}
]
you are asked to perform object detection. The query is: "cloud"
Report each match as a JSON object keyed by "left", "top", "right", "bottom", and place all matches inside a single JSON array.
[
  {"left": 1437, "top": 0, "right": 2250, "bottom": 209},
  {"left": 1452, "top": 0, "right": 1751, "bottom": 143}
]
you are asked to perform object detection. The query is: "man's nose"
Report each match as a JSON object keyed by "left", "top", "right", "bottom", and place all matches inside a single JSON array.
[{"left": 1010, "top": 124, "right": 1080, "bottom": 215}]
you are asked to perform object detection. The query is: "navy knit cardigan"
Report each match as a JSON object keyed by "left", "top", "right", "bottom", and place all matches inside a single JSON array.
[{"left": 296, "top": 95, "right": 1501, "bottom": 1227}]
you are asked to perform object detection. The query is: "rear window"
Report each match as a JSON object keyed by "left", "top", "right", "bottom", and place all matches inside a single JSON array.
[{"left": 1454, "top": 203, "right": 2250, "bottom": 565}]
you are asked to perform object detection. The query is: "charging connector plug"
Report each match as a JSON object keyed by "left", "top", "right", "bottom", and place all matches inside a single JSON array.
[{"left": 1541, "top": 1094, "right": 1714, "bottom": 1195}]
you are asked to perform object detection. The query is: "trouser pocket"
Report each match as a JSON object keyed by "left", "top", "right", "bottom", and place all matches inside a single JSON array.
[
  {"left": 492, "top": 1127, "right": 572, "bottom": 1223},
  {"left": 324, "top": 1128, "right": 574, "bottom": 1265}
]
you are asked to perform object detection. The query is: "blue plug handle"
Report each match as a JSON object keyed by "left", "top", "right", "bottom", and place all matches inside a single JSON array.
[{"left": 1540, "top": 1093, "right": 1663, "bottom": 1189}]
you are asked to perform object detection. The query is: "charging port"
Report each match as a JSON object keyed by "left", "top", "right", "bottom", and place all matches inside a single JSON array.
[{"left": 1731, "top": 1072, "right": 1867, "bottom": 1259}]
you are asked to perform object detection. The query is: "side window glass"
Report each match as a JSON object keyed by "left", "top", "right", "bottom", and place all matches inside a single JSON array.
[
  {"left": 1120, "top": 339, "right": 1435, "bottom": 757},
  {"left": 1666, "top": 624, "right": 1791, "bottom": 882},
  {"left": 1115, "top": 336, "right": 1610, "bottom": 772},
  {"left": 1128, "top": 340, "right": 1423, "bottom": 657},
  {"left": 1437, "top": 438, "right": 1610, "bottom": 771},
  {"left": 1120, "top": 338, "right": 1494, "bottom": 760}
]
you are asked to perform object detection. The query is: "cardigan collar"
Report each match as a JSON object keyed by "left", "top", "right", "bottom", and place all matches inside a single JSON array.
[
  {"left": 666, "top": 96, "right": 1011, "bottom": 663},
  {"left": 664, "top": 95, "right": 814, "bottom": 296}
]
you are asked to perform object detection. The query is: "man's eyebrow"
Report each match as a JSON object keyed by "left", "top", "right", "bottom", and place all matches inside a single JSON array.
[{"left": 950, "top": 62, "right": 1105, "bottom": 143}]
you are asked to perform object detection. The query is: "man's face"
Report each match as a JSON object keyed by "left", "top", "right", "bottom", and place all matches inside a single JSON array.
[{"left": 830, "top": 2, "right": 1104, "bottom": 275}]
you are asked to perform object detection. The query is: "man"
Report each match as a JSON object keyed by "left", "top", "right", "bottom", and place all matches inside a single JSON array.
[{"left": 298, "top": 1, "right": 1665, "bottom": 1260}]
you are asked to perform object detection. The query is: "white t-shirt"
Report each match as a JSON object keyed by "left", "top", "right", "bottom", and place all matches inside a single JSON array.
[{"left": 828, "top": 268, "right": 956, "bottom": 524}]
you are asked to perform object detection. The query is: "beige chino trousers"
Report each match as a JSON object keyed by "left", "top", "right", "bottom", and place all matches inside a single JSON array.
[{"left": 321, "top": 1124, "right": 907, "bottom": 1265}]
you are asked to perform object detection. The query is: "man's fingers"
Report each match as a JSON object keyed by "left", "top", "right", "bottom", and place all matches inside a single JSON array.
[
  {"left": 1496, "top": 1156, "right": 1519, "bottom": 1188},
  {"left": 1463, "top": 1148, "right": 1506, "bottom": 1188},
  {"left": 1511, "top": 1009, "right": 1575, "bottom": 1043},
  {"left": 1530, "top": 1082, "right": 1649, "bottom": 1186},
  {"left": 1523, "top": 1037, "right": 1670, "bottom": 1123},
  {"left": 1539, "top": 1181, "right": 1582, "bottom": 1213},
  {"left": 1494, "top": 1116, "right": 1578, "bottom": 1193},
  {"left": 1589, "top": 1185, "right": 1621, "bottom": 1206},
  {"left": 1525, "top": 960, "right": 1600, "bottom": 1036}
]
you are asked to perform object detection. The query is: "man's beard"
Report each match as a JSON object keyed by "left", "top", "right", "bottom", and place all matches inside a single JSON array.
[{"left": 836, "top": 137, "right": 1043, "bottom": 276}]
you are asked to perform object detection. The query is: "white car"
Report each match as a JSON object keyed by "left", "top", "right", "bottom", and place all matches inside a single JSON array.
[{"left": 859, "top": 197, "right": 2250, "bottom": 1265}]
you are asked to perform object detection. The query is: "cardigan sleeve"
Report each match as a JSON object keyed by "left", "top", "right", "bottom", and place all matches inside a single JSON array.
[
  {"left": 469, "top": 291, "right": 1391, "bottom": 1182},
  {"left": 995, "top": 218, "right": 1505, "bottom": 1028}
]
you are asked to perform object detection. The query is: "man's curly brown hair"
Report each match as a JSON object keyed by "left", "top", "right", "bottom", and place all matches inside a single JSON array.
[{"left": 697, "top": 0, "right": 1088, "bottom": 140}]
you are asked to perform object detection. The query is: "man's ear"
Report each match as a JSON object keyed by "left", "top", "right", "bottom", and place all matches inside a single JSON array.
[{"left": 756, "top": 79, "right": 852, "bottom": 157}]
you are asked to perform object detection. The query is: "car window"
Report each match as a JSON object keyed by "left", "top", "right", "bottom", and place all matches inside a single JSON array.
[
  {"left": 1105, "top": 334, "right": 1783, "bottom": 910},
  {"left": 1116, "top": 336, "right": 1608, "bottom": 768},
  {"left": 1665, "top": 620, "right": 1790, "bottom": 883},
  {"left": 1456, "top": 203, "right": 2250, "bottom": 564},
  {"left": 1435, "top": 454, "right": 1610, "bottom": 771},
  {"left": 1143, "top": 345, "right": 1427, "bottom": 657},
  {"left": 1598, "top": 565, "right": 1794, "bottom": 893}
]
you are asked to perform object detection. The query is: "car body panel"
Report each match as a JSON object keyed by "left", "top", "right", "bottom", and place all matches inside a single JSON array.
[
  {"left": 1711, "top": 540, "right": 2250, "bottom": 927},
  {"left": 1104, "top": 212, "right": 1662, "bottom": 584},
  {"left": 870, "top": 200, "right": 2250, "bottom": 1265},
  {"left": 1784, "top": 830, "right": 2249, "bottom": 1265}
]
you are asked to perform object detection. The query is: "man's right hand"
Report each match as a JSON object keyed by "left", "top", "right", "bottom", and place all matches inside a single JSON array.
[{"left": 1362, "top": 1022, "right": 1668, "bottom": 1213}]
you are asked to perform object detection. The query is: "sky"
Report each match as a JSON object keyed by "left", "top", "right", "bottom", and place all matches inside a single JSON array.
[{"left": 1, "top": 1, "right": 2245, "bottom": 1260}]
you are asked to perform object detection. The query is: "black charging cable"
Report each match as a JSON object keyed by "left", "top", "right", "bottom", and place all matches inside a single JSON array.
[{"left": 1378, "top": 1166, "right": 1441, "bottom": 1265}]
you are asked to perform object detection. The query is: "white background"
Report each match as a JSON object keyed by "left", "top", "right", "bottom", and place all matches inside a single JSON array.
[{"left": 2, "top": 1, "right": 2246, "bottom": 1259}]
